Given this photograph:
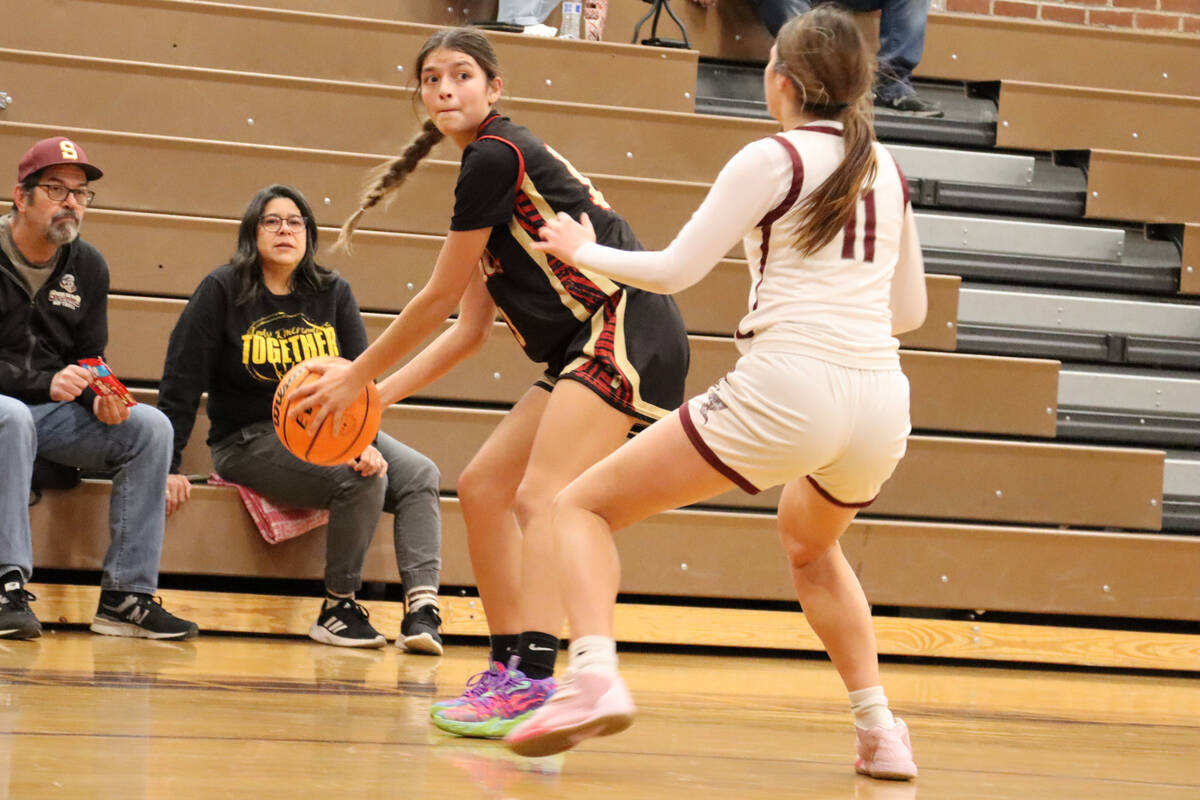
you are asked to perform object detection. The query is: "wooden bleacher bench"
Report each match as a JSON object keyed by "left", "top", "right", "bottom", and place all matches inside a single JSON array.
[
  {"left": 0, "top": 47, "right": 764, "bottom": 185},
  {"left": 17, "top": 0, "right": 699, "bottom": 112},
  {"left": 125, "top": 385, "right": 1159, "bottom": 529},
  {"left": 992, "top": 81, "right": 1200, "bottom": 160},
  {"left": 30, "top": 481, "right": 1196, "bottom": 622},
  {"left": 106, "top": 300, "right": 1053, "bottom": 436}
]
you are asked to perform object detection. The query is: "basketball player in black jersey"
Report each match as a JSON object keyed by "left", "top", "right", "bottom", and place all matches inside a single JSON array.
[{"left": 291, "top": 27, "right": 689, "bottom": 738}]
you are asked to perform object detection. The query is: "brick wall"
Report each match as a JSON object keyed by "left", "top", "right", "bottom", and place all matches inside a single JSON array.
[{"left": 942, "top": 0, "right": 1200, "bottom": 34}]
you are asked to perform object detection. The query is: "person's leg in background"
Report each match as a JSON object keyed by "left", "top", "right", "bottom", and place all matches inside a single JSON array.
[
  {"left": 840, "top": 0, "right": 944, "bottom": 116},
  {"left": 0, "top": 396, "right": 40, "bottom": 640},
  {"left": 375, "top": 432, "right": 444, "bottom": 655}
]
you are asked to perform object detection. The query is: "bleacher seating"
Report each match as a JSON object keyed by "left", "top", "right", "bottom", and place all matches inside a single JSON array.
[{"left": 4, "top": 0, "right": 1199, "bottom": 667}]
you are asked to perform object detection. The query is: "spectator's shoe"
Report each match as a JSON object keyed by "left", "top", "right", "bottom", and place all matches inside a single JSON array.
[
  {"left": 874, "top": 90, "right": 944, "bottom": 118},
  {"left": 433, "top": 659, "right": 556, "bottom": 739},
  {"left": 399, "top": 604, "right": 443, "bottom": 656},
  {"left": 854, "top": 718, "right": 918, "bottom": 780},
  {"left": 91, "top": 592, "right": 199, "bottom": 640},
  {"left": 0, "top": 575, "right": 41, "bottom": 640},
  {"left": 308, "top": 597, "right": 386, "bottom": 648},
  {"left": 430, "top": 661, "right": 510, "bottom": 715},
  {"left": 506, "top": 669, "right": 635, "bottom": 757}
]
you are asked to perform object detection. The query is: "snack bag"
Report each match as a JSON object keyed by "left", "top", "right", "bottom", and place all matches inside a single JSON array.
[{"left": 78, "top": 357, "right": 137, "bottom": 407}]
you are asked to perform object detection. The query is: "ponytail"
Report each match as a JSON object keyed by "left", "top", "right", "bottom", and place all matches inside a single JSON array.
[
  {"left": 793, "top": 97, "right": 877, "bottom": 256},
  {"left": 773, "top": 7, "right": 879, "bottom": 256},
  {"left": 335, "top": 118, "right": 444, "bottom": 253}
]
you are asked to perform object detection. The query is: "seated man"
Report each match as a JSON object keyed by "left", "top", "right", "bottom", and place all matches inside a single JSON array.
[
  {"left": 697, "top": 0, "right": 944, "bottom": 116},
  {"left": 0, "top": 136, "right": 198, "bottom": 641}
]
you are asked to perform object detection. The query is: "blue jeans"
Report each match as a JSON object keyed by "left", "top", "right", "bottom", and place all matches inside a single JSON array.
[
  {"left": 211, "top": 421, "right": 441, "bottom": 596},
  {"left": 747, "top": 0, "right": 930, "bottom": 97},
  {"left": 0, "top": 394, "right": 172, "bottom": 594}
]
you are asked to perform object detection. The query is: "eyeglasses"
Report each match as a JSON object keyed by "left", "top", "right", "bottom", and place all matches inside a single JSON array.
[
  {"left": 260, "top": 215, "right": 306, "bottom": 233},
  {"left": 37, "top": 183, "right": 96, "bottom": 207}
]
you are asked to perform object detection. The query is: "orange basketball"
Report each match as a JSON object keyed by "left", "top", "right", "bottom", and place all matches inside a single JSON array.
[{"left": 271, "top": 357, "right": 382, "bottom": 466}]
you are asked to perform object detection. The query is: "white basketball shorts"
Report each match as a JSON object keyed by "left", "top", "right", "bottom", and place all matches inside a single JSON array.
[{"left": 678, "top": 351, "right": 911, "bottom": 505}]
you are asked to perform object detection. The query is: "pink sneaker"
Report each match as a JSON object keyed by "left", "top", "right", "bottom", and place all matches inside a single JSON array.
[
  {"left": 855, "top": 717, "right": 918, "bottom": 780},
  {"left": 505, "top": 670, "right": 635, "bottom": 757}
]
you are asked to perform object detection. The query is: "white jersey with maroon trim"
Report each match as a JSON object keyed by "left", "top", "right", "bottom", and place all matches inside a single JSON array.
[{"left": 735, "top": 122, "right": 910, "bottom": 369}]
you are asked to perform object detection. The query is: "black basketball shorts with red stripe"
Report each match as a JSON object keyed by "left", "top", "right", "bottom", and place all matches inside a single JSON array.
[{"left": 535, "top": 286, "right": 690, "bottom": 427}]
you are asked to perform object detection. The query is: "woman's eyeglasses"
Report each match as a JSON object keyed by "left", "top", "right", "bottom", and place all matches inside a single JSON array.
[{"left": 259, "top": 215, "right": 306, "bottom": 233}]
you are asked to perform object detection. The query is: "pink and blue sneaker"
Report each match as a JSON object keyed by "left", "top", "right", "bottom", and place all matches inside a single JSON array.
[
  {"left": 432, "top": 657, "right": 556, "bottom": 739},
  {"left": 430, "top": 661, "right": 509, "bottom": 717}
]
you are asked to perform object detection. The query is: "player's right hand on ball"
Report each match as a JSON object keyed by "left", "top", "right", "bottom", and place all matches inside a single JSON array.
[
  {"left": 50, "top": 364, "right": 92, "bottom": 402},
  {"left": 288, "top": 359, "right": 356, "bottom": 436}
]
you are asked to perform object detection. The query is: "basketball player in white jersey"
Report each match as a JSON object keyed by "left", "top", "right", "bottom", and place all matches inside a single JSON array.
[{"left": 504, "top": 6, "right": 927, "bottom": 780}]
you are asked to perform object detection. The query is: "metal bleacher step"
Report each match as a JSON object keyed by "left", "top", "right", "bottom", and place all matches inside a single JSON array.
[
  {"left": 1164, "top": 453, "right": 1200, "bottom": 533},
  {"left": 955, "top": 285, "right": 1200, "bottom": 370},
  {"left": 697, "top": 62, "right": 997, "bottom": 148},
  {"left": 1056, "top": 366, "right": 1200, "bottom": 449}
]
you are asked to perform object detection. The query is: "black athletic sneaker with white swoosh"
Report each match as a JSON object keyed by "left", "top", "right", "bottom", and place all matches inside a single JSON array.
[
  {"left": 0, "top": 573, "right": 41, "bottom": 640},
  {"left": 309, "top": 597, "right": 385, "bottom": 648},
  {"left": 91, "top": 592, "right": 199, "bottom": 640}
]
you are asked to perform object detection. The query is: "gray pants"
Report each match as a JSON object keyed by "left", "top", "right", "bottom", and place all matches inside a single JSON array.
[{"left": 211, "top": 421, "right": 441, "bottom": 596}]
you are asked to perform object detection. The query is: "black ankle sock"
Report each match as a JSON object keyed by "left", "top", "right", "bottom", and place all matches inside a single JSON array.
[
  {"left": 99, "top": 589, "right": 135, "bottom": 606},
  {"left": 490, "top": 634, "right": 520, "bottom": 665},
  {"left": 1, "top": 570, "right": 23, "bottom": 588},
  {"left": 515, "top": 631, "right": 558, "bottom": 680}
]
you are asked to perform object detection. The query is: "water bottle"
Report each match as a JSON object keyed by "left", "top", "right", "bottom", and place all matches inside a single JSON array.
[{"left": 559, "top": 1, "right": 582, "bottom": 39}]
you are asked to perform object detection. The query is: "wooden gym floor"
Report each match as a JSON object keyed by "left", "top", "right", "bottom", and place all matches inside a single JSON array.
[{"left": 1, "top": 633, "right": 1197, "bottom": 799}]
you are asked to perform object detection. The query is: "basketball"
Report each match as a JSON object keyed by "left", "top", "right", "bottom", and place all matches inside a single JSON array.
[{"left": 271, "top": 357, "right": 382, "bottom": 466}]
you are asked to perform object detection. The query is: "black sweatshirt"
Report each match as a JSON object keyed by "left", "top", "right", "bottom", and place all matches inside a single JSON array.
[
  {"left": 0, "top": 235, "right": 108, "bottom": 407},
  {"left": 156, "top": 264, "right": 368, "bottom": 473}
]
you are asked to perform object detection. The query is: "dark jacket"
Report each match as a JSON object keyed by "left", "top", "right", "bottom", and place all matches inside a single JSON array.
[{"left": 0, "top": 235, "right": 109, "bottom": 405}]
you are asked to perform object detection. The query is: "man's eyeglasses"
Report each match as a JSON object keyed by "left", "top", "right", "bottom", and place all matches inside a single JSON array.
[
  {"left": 260, "top": 215, "right": 307, "bottom": 233},
  {"left": 37, "top": 184, "right": 96, "bottom": 207}
]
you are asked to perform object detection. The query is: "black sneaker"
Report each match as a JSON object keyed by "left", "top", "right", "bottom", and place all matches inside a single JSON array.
[
  {"left": 91, "top": 592, "right": 199, "bottom": 640},
  {"left": 0, "top": 575, "right": 41, "bottom": 640},
  {"left": 874, "top": 90, "right": 944, "bottom": 118},
  {"left": 309, "top": 597, "right": 386, "bottom": 648},
  {"left": 399, "top": 604, "right": 443, "bottom": 656}
]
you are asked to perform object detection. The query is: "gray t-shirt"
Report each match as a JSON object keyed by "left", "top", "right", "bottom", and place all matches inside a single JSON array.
[{"left": 0, "top": 211, "right": 61, "bottom": 296}]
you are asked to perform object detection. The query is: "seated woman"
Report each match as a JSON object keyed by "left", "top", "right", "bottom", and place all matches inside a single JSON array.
[{"left": 157, "top": 184, "right": 443, "bottom": 652}]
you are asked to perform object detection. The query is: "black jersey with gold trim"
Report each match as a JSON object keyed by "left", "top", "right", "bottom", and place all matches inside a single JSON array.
[{"left": 450, "top": 114, "right": 644, "bottom": 363}]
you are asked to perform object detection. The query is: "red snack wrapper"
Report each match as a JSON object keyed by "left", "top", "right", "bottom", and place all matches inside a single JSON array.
[{"left": 78, "top": 357, "right": 138, "bottom": 407}]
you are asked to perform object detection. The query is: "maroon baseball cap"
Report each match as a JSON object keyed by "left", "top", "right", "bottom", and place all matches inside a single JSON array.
[{"left": 17, "top": 136, "right": 103, "bottom": 182}]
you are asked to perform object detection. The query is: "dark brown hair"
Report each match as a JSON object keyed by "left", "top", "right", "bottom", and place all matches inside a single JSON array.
[
  {"left": 335, "top": 27, "right": 502, "bottom": 252},
  {"left": 773, "top": 6, "right": 878, "bottom": 255}
]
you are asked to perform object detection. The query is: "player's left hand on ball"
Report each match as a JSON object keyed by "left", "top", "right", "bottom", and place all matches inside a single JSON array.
[
  {"left": 351, "top": 445, "right": 387, "bottom": 477},
  {"left": 94, "top": 394, "right": 131, "bottom": 425},
  {"left": 532, "top": 211, "right": 596, "bottom": 262}
]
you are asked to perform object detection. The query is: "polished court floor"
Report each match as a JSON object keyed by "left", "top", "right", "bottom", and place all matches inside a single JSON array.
[{"left": 0, "top": 632, "right": 1197, "bottom": 799}]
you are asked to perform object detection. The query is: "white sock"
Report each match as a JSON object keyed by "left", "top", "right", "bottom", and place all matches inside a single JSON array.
[
  {"left": 848, "top": 686, "right": 896, "bottom": 731},
  {"left": 567, "top": 635, "right": 618, "bottom": 674},
  {"left": 406, "top": 585, "right": 439, "bottom": 613}
]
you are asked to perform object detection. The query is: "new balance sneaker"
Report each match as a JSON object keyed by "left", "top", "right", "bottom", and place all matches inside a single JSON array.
[
  {"left": 0, "top": 576, "right": 41, "bottom": 640},
  {"left": 874, "top": 90, "right": 944, "bottom": 118},
  {"left": 432, "top": 659, "right": 556, "bottom": 739},
  {"left": 430, "top": 661, "right": 509, "bottom": 716},
  {"left": 308, "top": 597, "right": 385, "bottom": 648},
  {"left": 399, "top": 604, "right": 443, "bottom": 656},
  {"left": 854, "top": 717, "right": 918, "bottom": 780},
  {"left": 506, "top": 669, "right": 635, "bottom": 757},
  {"left": 90, "top": 593, "right": 198, "bottom": 640}
]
